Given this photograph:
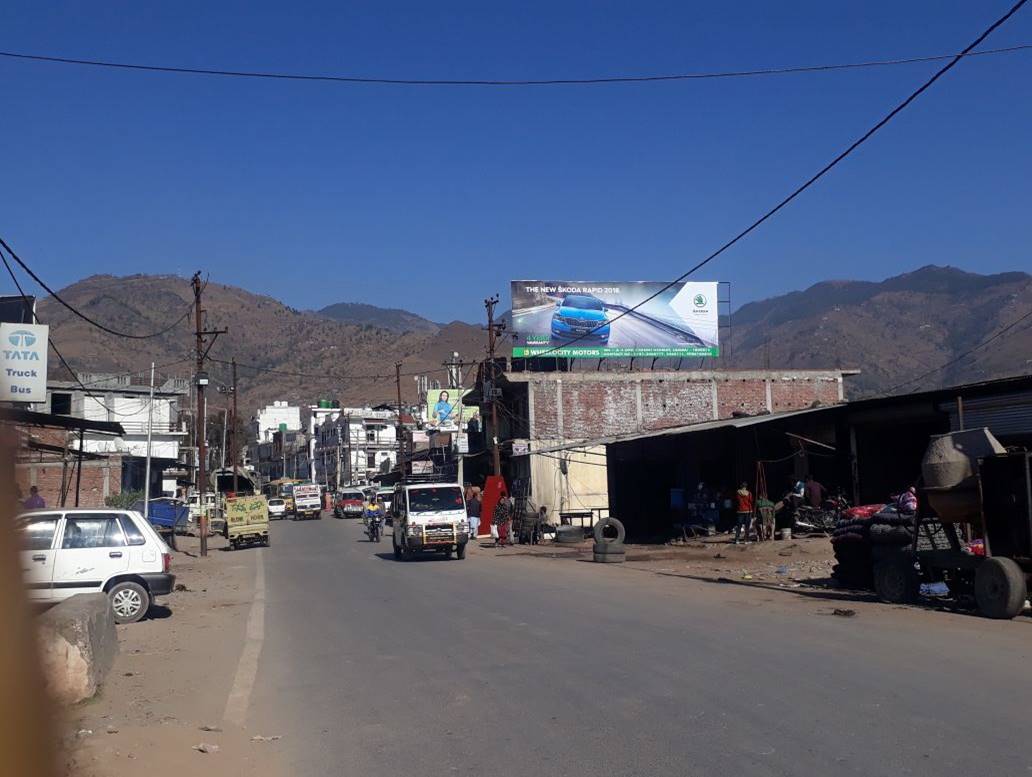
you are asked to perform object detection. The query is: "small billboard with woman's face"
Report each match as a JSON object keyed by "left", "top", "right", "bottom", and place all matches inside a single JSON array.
[
  {"left": 426, "top": 388, "right": 476, "bottom": 430},
  {"left": 510, "top": 280, "right": 719, "bottom": 358}
]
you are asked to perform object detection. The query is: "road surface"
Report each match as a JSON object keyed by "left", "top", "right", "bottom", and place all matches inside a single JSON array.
[{"left": 242, "top": 517, "right": 1032, "bottom": 777}]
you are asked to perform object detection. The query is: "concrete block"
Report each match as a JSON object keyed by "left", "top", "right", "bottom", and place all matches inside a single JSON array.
[{"left": 36, "top": 593, "right": 118, "bottom": 704}]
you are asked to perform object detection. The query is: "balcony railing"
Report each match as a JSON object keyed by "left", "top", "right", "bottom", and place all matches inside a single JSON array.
[{"left": 113, "top": 421, "right": 187, "bottom": 435}]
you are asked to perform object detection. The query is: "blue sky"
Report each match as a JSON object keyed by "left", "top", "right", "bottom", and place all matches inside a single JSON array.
[{"left": 1, "top": 1, "right": 1030, "bottom": 323}]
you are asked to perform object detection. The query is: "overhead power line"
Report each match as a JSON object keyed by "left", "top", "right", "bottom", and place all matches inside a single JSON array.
[
  {"left": 209, "top": 356, "right": 451, "bottom": 382},
  {"left": 527, "top": 0, "right": 1030, "bottom": 360},
  {"left": 0, "top": 43, "right": 1029, "bottom": 87},
  {"left": 0, "top": 235, "right": 193, "bottom": 340}
]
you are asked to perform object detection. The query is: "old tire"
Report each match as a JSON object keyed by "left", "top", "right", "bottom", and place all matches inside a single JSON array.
[
  {"left": 456, "top": 542, "right": 467, "bottom": 560},
  {"left": 593, "top": 550, "right": 625, "bottom": 563},
  {"left": 556, "top": 526, "right": 583, "bottom": 544},
  {"left": 109, "top": 581, "right": 150, "bottom": 624},
  {"left": 975, "top": 557, "right": 1027, "bottom": 619},
  {"left": 593, "top": 517, "right": 626, "bottom": 545},
  {"left": 873, "top": 554, "right": 918, "bottom": 604},
  {"left": 592, "top": 541, "right": 625, "bottom": 555}
]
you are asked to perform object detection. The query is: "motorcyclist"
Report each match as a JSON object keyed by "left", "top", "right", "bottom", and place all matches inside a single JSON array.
[{"left": 364, "top": 496, "right": 385, "bottom": 542}]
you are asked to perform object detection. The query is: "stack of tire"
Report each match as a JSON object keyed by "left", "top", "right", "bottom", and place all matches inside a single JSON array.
[
  {"left": 831, "top": 505, "right": 917, "bottom": 591},
  {"left": 593, "top": 517, "right": 625, "bottom": 563}
]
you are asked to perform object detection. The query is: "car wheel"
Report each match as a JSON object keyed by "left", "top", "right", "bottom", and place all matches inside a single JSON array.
[{"left": 109, "top": 581, "right": 150, "bottom": 624}]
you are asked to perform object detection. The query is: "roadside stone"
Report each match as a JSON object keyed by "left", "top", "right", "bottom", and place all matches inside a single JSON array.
[
  {"left": 193, "top": 743, "right": 220, "bottom": 754},
  {"left": 251, "top": 734, "right": 282, "bottom": 742},
  {"left": 199, "top": 724, "right": 222, "bottom": 732},
  {"left": 106, "top": 726, "right": 119, "bottom": 734}
]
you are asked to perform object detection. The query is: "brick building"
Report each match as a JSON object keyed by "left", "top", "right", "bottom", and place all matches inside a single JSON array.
[
  {"left": 8, "top": 409, "right": 125, "bottom": 510},
  {"left": 468, "top": 368, "right": 853, "bottom": 519}
]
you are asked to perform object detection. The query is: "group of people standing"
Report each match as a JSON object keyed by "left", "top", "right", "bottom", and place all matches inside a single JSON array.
[{"left": 463, "top": 485, "right": 519, "bottom": 547}]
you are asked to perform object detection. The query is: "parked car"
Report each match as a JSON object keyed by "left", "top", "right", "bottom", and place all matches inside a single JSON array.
[
  {"left": 550, "top": 293, "right": 610, "bottom": 343},
  {"left": 267, "top": 498, "right": 287, "bottom": 520},
  {"left": 18, "top": 508, "right": 175, "bottom": 624}
]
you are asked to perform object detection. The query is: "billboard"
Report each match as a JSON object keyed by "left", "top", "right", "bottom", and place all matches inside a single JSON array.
[
  {"left": 510, "top": 281, "right": 718, "bottom": 358},
  {"left": 0, "top": 323, "right": 49, "bottom": 402},
  {"left": 425, "top": 388, "right": 476, "bottom": 430}
]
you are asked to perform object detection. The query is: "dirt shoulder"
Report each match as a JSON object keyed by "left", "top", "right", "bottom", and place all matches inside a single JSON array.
[
  {"left": 489, "top": 532, "right": 837, "bottom": 585},
  {"left": 63, "top": 534, "right": 283, "bottom": 777}
]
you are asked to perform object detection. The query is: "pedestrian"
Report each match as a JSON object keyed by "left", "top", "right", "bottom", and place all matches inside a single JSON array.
[
  {"left": 492, "top": 495, "right": 512, "bottom": 547},
  {"left": 22, "top": 485, "right": 45, "bottom": 511},
  {"left": 466, "top": 486, "right": 482, "bottom": 539},
  {"left": 804, "top": 474, "right": 827, "bottom": 508},
  {"left": 734, "top": 482, "right": 754, "bottom": 544}
]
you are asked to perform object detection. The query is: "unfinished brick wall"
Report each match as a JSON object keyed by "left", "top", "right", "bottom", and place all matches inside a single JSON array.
[
  {"left": 520, "top": 370, "right": 845, "bottom": 441},
  {"left": 14, "top": 425, "right": 122, "bottom": 509}
]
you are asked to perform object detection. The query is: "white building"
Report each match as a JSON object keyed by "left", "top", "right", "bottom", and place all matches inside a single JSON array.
[
  {"left": 46, "top": 374, "right": 190, "bottom": 497},
  {"left": 313, "top": 407, "right": 397, "bottom": 488},
  {"left": 255, "top": 401, "right": 302, "bottom": 442}
]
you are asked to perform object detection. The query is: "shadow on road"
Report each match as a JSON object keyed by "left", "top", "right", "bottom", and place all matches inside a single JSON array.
[{"left": 372, "top": 551, "right": 454, "bottom": 562}]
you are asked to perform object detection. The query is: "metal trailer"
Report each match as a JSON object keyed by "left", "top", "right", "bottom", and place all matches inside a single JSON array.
[{"left": 873, "top": 448, "right": 1032, "bottom": 619}]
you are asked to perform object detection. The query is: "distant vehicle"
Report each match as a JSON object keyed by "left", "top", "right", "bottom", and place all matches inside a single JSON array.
[
  {"left": 267, "top": 498, "right": 287, "bottom": 520},
  {"left": 376, "top": 487, "right": 394, "bottom": 512},
  {"left": 550, "top": 293, "right": 610, "bottom": 343},
  {"left": 292, "top": 483, "right": 322, "bottom": 520},
  {"left": 335, "top": 489, "right": 365, "bottom": 519},
  {"left": 18, "top": 508, "right": 174, "bottom": 624},
  {"left": 223, "top": 494, "right": 270, "bottom": 549},
  {"left": 391, "top": 481, "right": 469, "bottom": 560}
]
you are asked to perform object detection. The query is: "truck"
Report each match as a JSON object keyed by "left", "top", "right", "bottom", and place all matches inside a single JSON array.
[
  {"left": 291, "top": 482, "right": 323, "bottom": 520},
  {"left": 223, "top": 494, "right": 270, "bottom": 549},
  {"left": 872, "top": 428, "right": 1032, "bottom": 619},
  {"left": 391, "top": 480, "right": 469, "bottom": 560}
]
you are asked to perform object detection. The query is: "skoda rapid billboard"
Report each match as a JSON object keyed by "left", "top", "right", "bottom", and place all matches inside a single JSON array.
[{"left": 510, "top": 280, "right": 719, "bottom": 358}]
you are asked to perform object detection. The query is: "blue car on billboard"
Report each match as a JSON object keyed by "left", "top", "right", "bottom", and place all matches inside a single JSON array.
[{"left": 550, "top": 294, "right": 610, "bottom": 343}]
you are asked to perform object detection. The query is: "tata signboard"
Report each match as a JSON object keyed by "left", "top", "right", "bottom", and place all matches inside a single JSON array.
[
  {"left": 510, "top": 281, "right": 718, "bottom": 359},
  {"left": 0, "top": 323, "right": 49, "bottom": 402}
]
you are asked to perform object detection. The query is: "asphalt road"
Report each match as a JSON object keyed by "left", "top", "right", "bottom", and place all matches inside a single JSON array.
[
  {"left": 513, "top": 306, "right": 696, "bottom": 348},
  {"left": 247, "top": 516, "right": 1032, "bottom": 777}
]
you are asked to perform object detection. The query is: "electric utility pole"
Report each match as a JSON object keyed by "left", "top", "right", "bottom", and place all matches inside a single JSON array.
[
  {"left": 395, "top": 362, "right": 404, "bottom": 475},
  {"left": 192, "top": 272, "right": 226, "bottom": 557},
  {"left": 485, "top": 295, "right": 504, "bottom": 476}
]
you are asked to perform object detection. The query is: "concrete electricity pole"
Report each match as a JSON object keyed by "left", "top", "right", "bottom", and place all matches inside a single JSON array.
[{"left": 231, "top": 358, "right": 239, "bottom": 494}]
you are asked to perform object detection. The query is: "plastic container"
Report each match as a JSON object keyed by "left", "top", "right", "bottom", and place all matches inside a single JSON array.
[{"left": 780, "top": 528, "right": 792, "bottom": 540}]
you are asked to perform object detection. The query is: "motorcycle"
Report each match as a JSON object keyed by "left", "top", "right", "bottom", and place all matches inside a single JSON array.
[{"left": 366, "top": 512, "right": 383, "bottom": 543}]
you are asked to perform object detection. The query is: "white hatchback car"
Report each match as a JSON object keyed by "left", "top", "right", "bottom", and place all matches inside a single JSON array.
[
  {"left": 267, "top": 498, "right": 287, "bottom": 520},
  {"left": 19, "top": 508, "right": 175, "bottom": 624}
]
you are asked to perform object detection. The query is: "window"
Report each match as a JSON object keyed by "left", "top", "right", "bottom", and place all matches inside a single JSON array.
[
  {"left": 51, "top": 392, "right": 72, "bottom": 415},
  {"left": 61, "top": 514, "right": 127, "bottom": 549},
  {"left": 407, "top": 486, "right": 464, "bottom": 513},
  {"left": 366, "top": 429, "right": 377, "bottom": 443},
  {"left": 118, "top": 515, "right": 147, "bottom": 546},
  {"left": 21, "top": 515, "right": 60, "bottom": 551}
]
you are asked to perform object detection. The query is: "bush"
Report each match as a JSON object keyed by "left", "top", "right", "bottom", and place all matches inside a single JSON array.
[{"left": 105, "top": 490, "right": 143, "bottom": 509}]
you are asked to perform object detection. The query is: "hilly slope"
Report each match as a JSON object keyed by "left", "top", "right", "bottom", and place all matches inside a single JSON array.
[
  {"left": 34, "top": 265, "right": 1032, "bottom": 416},
  {"left": 38, "top": 275, "right": 484, "bottom": 415},
  {"left": 725, "top": 265, "right": 1032, "bottom": 396},
  {"left": 317, "top": 301, "right": 441, "bottom": 334}
]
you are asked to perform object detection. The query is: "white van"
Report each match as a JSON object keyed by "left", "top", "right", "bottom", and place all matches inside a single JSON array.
[
  {"left": 391, "top": 482, "right": 469, "bottom": 560},
  {"left": 19, "top": 508, "right": 175, "bottom": 623}
]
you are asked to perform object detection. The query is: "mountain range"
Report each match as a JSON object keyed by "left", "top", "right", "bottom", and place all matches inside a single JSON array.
[{"left": 35, "top": 265, "right": 1031, "bottom": 414}]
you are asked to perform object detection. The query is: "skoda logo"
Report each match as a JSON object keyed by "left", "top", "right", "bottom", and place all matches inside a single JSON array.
[
  {"left": 693, "top": 294, "right": 707, "bottom": 308},
  {"left": 8, "top": 329, "right": 36, "bottom": 347}
]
